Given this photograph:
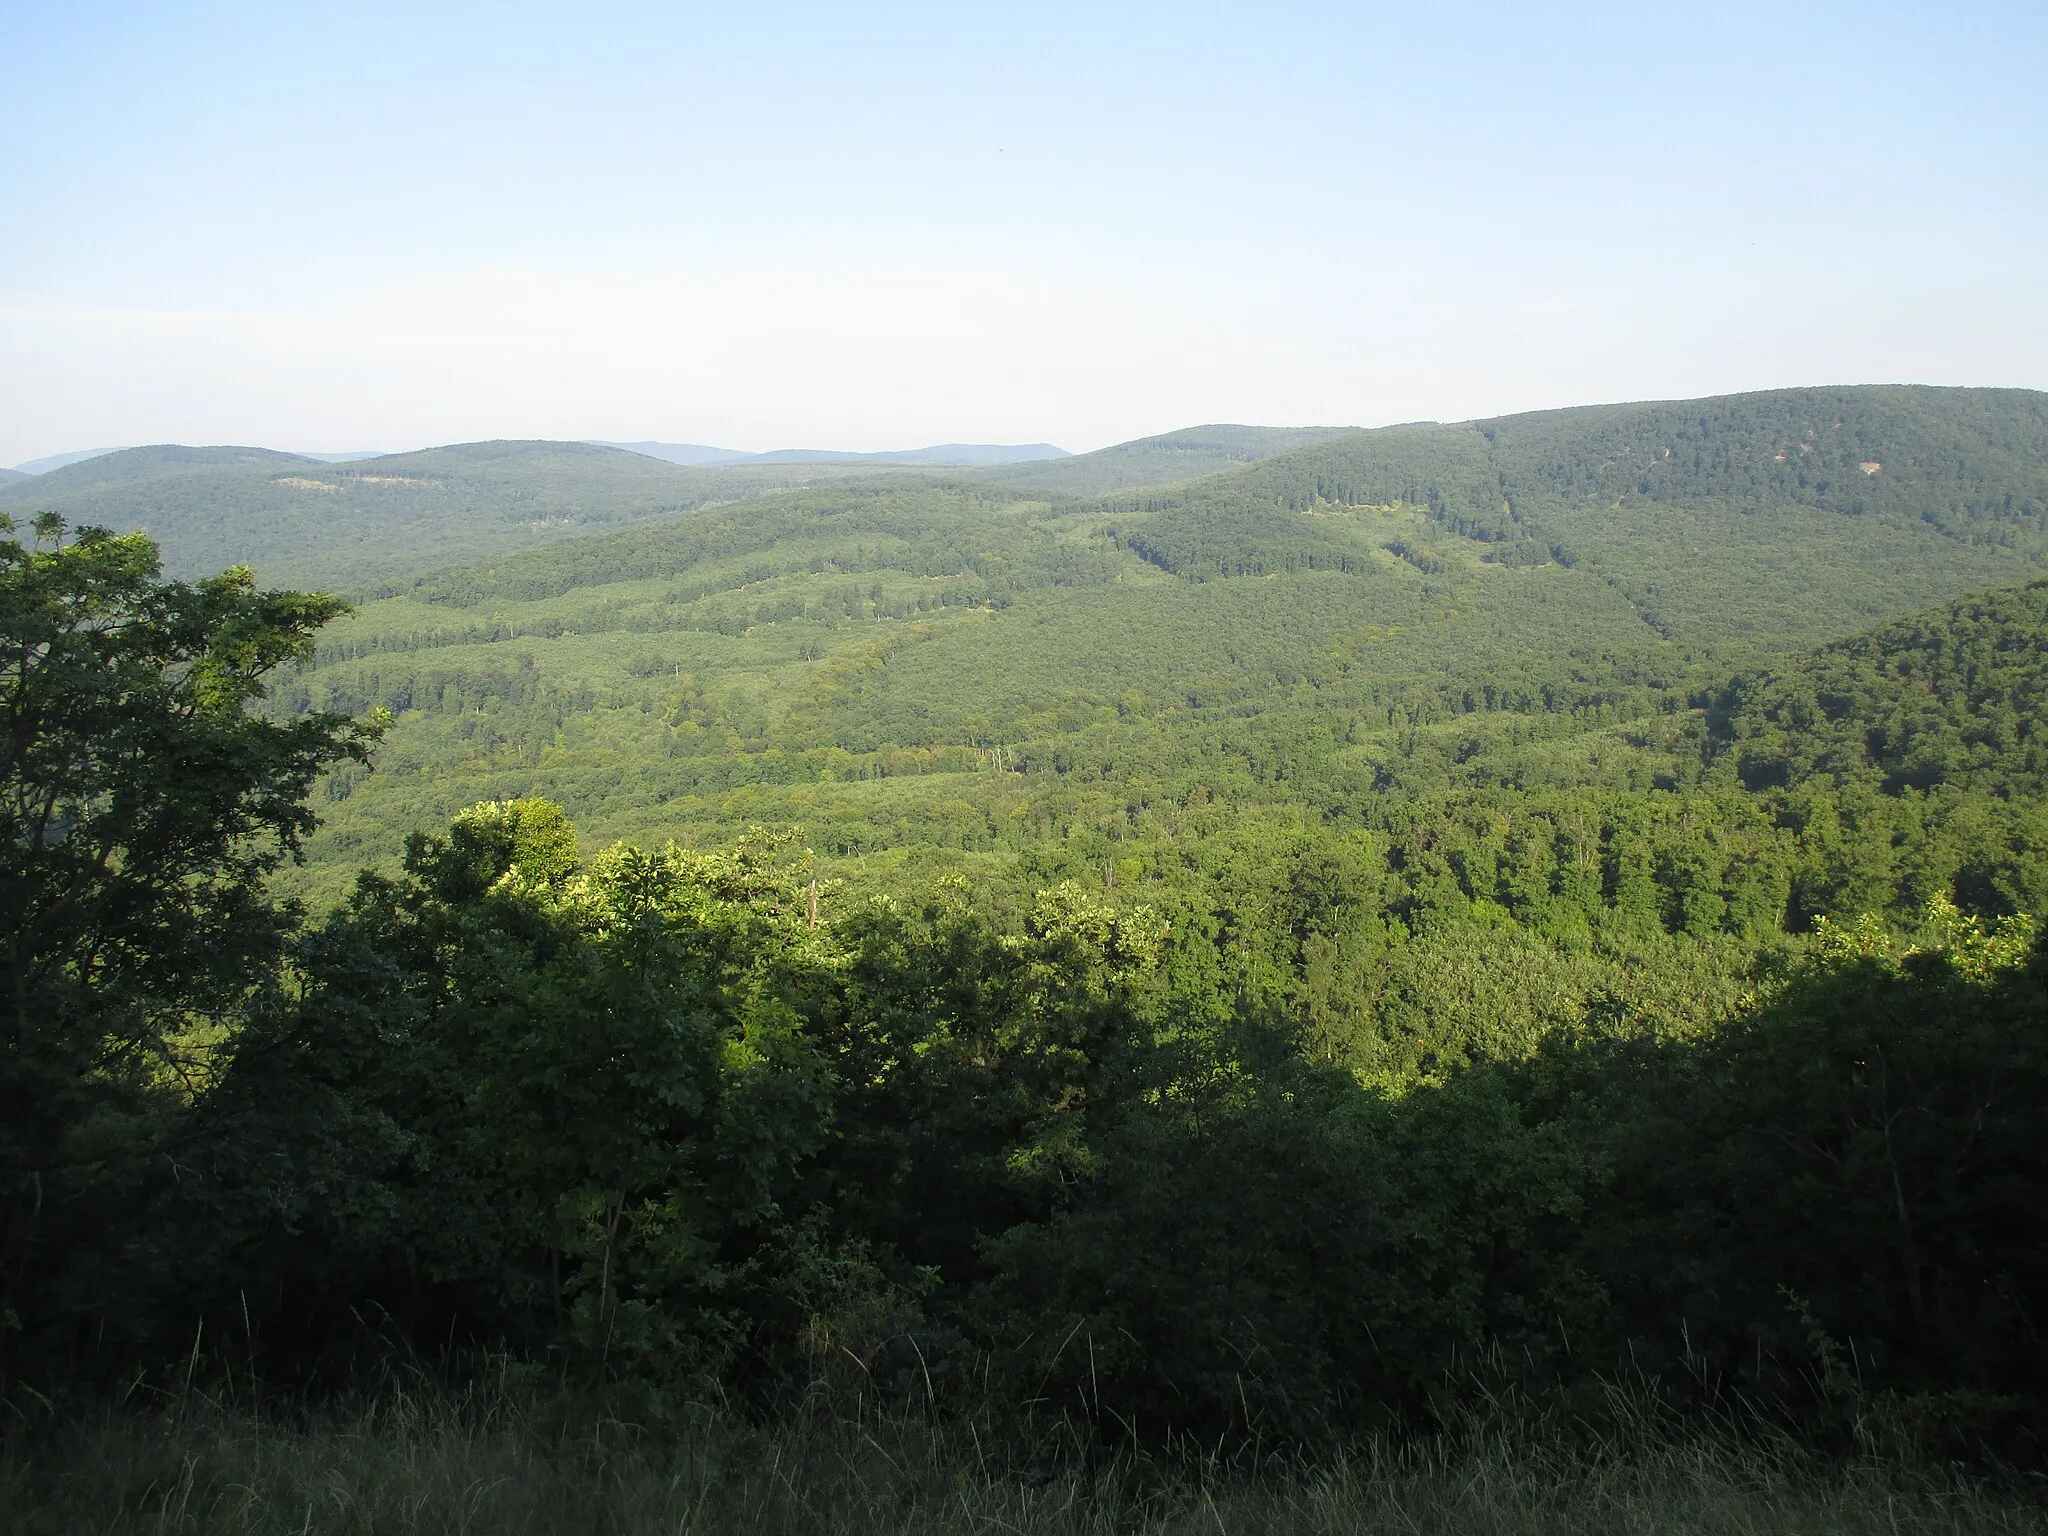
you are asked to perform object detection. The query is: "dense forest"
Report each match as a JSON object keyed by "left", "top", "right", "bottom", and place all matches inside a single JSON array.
[
  {"left": 976, "top": 423, "right": 1359, "bottom": 496},
  {"left": 268, "top": 387, "right": 2047, "bottom": 920},
  {"left": 5, "top": 388, "right": 2048, "bottom": 1528}
]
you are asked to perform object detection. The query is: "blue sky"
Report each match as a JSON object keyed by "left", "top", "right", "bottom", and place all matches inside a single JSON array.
[{"left": 2, "top": 0, "right": 2042, "bottom": 460}]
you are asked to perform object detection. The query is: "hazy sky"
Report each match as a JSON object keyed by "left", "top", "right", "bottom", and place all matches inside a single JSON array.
[{"left": 2, "top": 0, "right": 2043, "bottom": 462}]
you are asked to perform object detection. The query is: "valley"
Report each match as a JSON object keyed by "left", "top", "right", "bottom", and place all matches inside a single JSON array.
[
  {"left": 265, "top": 387, "right": 2048, "bottom": 933},
  {"left": 10, "top": 382, "right": 2048, "bottom": 1500}
]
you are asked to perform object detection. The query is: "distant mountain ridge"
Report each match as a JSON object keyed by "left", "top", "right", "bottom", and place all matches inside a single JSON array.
[
  {"left": 0, "top": 440, "right": 899, "bottom": 589},
  {"left": 0, "top": 427, "right": 1298, "bottom": 589},
  {"left": 1085, "top": 384, "right": 2048, "bottom": 645},
  {"left": 10, "top": 447, "right": 129, "bottom": 475},
  {"left": 12, "top": 441, "right": 1071, "bottom": 475},
  {"left": 599, "top": 441, "right": 1070, "bottom": 468},
  {"left": 981, "top": 424, "right": 1361, "bottom": 495},
  {"left": 15, "top": 389, "right": 2046, "bottom": 606},
  {"left": 269, "top": 384, "right": 2048, "bottom": 905},
  {"left": 8, "top": 445, "right": 382, "bottom": 474}
]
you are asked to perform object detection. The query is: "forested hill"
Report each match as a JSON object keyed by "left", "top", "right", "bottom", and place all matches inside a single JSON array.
[
  {"left": 381, "top": 474, "right": 1079, "bottom": 608},
  {"left": 1705, "top": 576, "right": 2048, "bottom": 797},
  {"left": 602, "top": 440, "right": 1070, "bottom": 467},
  {"left": 253, "top": 385, "right": 2048, "bottom": 927},
  {"left": 17, "top": 465, "right": 2048, "bottom": 1476},
  {"left": 981, "top": 423, "right": 1360, "bottom": 494},
  {"left": 0, "top": 440, "right": 897, "bottom": 590},
  {"left": 5, "top": 443, "right": 314, "bottom": 491},
  {"left": 18, "top": 397, "right": 2048, "bottom": 1471},
  {"left": 1104, "top": 385, "right": 2048, "bottom": 645},
  {"left": 1113, "top": 385, "right": 2048, "bottom": 547}
]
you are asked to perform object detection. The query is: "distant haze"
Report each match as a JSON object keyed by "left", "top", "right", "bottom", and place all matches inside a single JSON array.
[
  {"left": 12, "top": 448, "right": 131, "bottom": 476},
  {"left": 11, "top": 441, "right": 1067, "bottom": 475},
  {"left": 596, "top": 442, "right": 1072, "bottom": 468},
  {"left": 1, "top": 2, "right": 2042, "bottom": 464},
  {"left": 9, "top": 446, "right": 392, "bottom": 476}
]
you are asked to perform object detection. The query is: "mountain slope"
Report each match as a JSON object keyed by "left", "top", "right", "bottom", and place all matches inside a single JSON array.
[
  {"left": 748, "top": 443, "right": 1069, "bottom": 466},
  {"left": 2, "top": 444, "right": 317, "bottom": 495},
  {"left": 8, "top": 447, "right": 128, "bottom": 475},
  {"left": 1705, "top": 577, "right": 2048, "bottom": 796},
  {"left": 0, "top": 440, "right": 905, "bottom": 591},
  {"left": 597, "top": 441, "right": 754, "bottom": 466},
  {"left": 1098, "top": 385, "right": 2048, "bottom": 646},
  {"left": 601, "top": 441, "right": 1071, "bottom": 467},
  {"left": 981, "top": 424, "right": 1359, "bottom": 495},
  {"left": 1137, "top": 385, "right": 2048, "bottom": 539},
  {"left": 265, "top": 387, "right": 2048, "bottom": 904}
]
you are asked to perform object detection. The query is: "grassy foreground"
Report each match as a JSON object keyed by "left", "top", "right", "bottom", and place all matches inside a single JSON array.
[{"left": 4, "top": 1386, "right": 2042, "bottom": 1535}]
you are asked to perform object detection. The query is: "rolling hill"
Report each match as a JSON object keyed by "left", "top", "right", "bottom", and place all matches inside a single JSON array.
[
  {"left": 25, "top": 386, "right": 2048, "bottom": 1460},
  {"left": 607, "top": 440, "right": 1071, "bottom": 467},
  {"left": 1092, "top": 384, "right": 2048, "bottom": 643},
  {"left": 263, "top": 385, "right": 2048, "bottom": 908},
  {"left": 9, "top": 446, "right": 129, "bottom": 475},
  {"left": 0, "top": 440, "right": 906, "bottom": 591},
  {"left": 979, "top": 423, "right": 1360, "bottom": 494},
  {"left": 749, "top": 442, "right": 1070, "bottom": 466}
]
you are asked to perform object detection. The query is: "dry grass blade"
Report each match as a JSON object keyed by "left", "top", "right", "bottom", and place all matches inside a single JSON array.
[{"left": 2, "top": 1387, "right": 2043, "bottom": 1535}]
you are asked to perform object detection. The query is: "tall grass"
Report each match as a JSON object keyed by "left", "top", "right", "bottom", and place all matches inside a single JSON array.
[{"left": 4, "top": 1380, "right": 2041, "bottom": 1536}]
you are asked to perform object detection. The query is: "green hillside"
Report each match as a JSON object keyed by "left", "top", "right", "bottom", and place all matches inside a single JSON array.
[
  {"left": 3, "top": 443, "right": 309, "bottom": 490},
  {"left": 0, "top": 440, "right": 898, "bottom": 591},
  {"left": 16, "top": 387, "right": 2048, "bottom": 1476},
  {"left": 981, "top": 422, "right": 1359, "bottom": 494},
  {"left": 1099, "top": 385, "right": 2048, "bottom": 639},
  {"left": 1704, "top": 579, "right": 2048, "bottom": 798},
  {"left": 268, "top": 387, "right": 2048, "bottom": 920},
  {"left": 0, "top": 466, "right": 29, "bottom": 485}
]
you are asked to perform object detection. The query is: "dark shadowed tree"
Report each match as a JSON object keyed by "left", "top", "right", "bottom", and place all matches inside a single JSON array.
[{"left": 0, "top": 514, "right": 375, "bottom": 1378}]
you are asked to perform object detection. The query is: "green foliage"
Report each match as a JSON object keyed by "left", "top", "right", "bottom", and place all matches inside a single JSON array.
[
  {"left": 391, "top": 476, "right": 1104, "bottom": 610},
  {"left": 1114, "top": 501, "right": 1369, "bottom": 578},
  {"left": 12, "top": 389, "right": 2048, "bottom": 1468},
  {"left": 1133, "top": 385, "right": 2048, "bottom": 546},
  {"left": 1544, "top": 904, "right": 2048, "bottom": 1443},
  {"left": 133, "top": 805, "right": 1180, "bottom": 1388},
  {"left": 16, "top": 776, "right": 2048, "bottom": 1457},
  {"left": 1707, "top": 578, "right": 2048, "bottom": 796},
  {"left": 266, "top": 387, "right": 2047, "bottom": 923},
  {"left": 964, "top": 903, "right": 2048, "bottom": 1447},
  {"left": 0, "top": 515, "right": 375, "bottom": 1377},
  {"left": 976, "top": 1021, "right": 1600, "bottom": 1440},
  {"left": 979, "top": 422, "right": 1359, "bottom": 495},
  {"left": 196, "top": 811, "right": 841, "bottom": 1376}
]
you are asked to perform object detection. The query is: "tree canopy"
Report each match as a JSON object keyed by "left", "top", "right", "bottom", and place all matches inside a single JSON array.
[
  {"left": 7, "top": 388, "right": 2048, "bottom": 1465},
  {"left": 0, "top": 515, "right": 375, "bottom": 1378}
]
